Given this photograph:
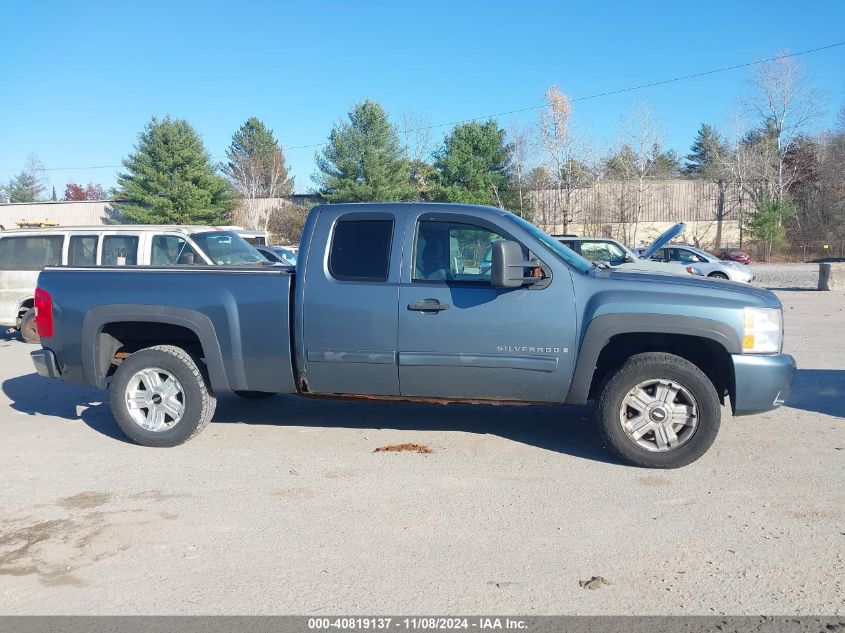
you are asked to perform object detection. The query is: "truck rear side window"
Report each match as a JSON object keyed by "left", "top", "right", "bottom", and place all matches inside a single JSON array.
[{"left": 329, "top": 219, "right": 393, "bottom": 281}]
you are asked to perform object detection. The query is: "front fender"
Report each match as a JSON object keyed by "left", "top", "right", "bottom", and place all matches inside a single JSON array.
[{"left": 563, "top": 313, "right": 741, "bottom": 405}]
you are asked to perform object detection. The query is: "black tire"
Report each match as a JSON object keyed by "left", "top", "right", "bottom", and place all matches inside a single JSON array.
[
  {"left": 708, "top": 272, "right": 729, "bottom": 280},
  {"left": 595, "top": 352, "right": 721, "bottom": 469},
  {"left": 20, "top": 308, "right": 39, "bottom": 344},
  {"left": 233, "top": 390, "right": 276, "bottom": 399},
  {"left": 109, "top": 345, "right": 216, "bottom": 447}
]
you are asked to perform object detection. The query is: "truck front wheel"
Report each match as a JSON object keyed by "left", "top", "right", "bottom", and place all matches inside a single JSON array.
[
  {"left": 110, "top": 345, "right": 216, "bottom": 447},
  {"left": 595, "top": 352, "right": 721, "bottom": 468}
]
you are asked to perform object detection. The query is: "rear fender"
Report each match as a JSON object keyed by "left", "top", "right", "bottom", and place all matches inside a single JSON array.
[{"left": 81, "top": 305, "right": 229, "bottom": 391}]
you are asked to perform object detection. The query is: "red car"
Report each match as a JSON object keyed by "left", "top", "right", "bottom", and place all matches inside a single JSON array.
[{"left": 720, "top": 249, "right": 751, "bottom": 265}]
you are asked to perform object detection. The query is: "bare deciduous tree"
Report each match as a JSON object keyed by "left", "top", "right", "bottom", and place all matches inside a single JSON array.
[
  {"left": 508, "top": 120, "right": 532, "bottom": 218},
  {"left": 536, "top": 85, "right": 594, "bottom": 233},
  {"left": 7, "top": 153, "right": 48, "bottom": 203},
  {"left": 401, "top": 110, "right": 433, "bottom": 164},
  {"left": 606, "top": 101, "right": 665, "bottom": 244},
  {"left": 745, "top": 53, "right": 824, "bottom": 203},
  {"left": 225, "top": 118, "right": 294, "bottom": 232},
  {"left": 401, "top": 110, "right": 435, "bottom": 197}
]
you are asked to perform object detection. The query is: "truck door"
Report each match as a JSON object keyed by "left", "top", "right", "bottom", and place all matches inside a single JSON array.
[
  {"left": 300, "top": 209, "right": 404, "bottom": 396},
  {"left": 397, "top": 212, "right": 576, "bottom": 403}
]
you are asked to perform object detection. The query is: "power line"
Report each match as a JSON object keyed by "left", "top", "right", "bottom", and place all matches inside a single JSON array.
[
  {"left": 2, "top": 41, "right": 842, "bottom": 173},
  {"left": 378, "top": 41, "right": 845, "bottom": 137}
]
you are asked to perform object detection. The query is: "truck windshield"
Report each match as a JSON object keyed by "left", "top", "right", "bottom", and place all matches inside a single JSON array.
[
  {"left": 507, "top": 214, "right": 593, "bottom": 273},
  {"left": 190, "top": 231, "right": 265, "bottom": 265}
]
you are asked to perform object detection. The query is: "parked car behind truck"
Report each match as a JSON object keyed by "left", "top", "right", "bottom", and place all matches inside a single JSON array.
[
  {"left": 554, "top": 224, "right": 704, "bottom": 276},
  {"left": 646, "top": 244, "right": 755, "bottom": 282},
  {"left": 0, "top": 225, "right": 264, "bottom": 343},
  {"left": 31, "top": 203, "right": 795, "bottom": 468}
]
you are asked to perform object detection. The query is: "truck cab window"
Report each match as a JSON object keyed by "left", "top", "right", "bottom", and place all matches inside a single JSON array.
[
  {"left": 414, "top": 221, "right": 504, "bottom": 282},
  {"left": 329, "top": 219, "right": 393, "bottom": 281}
]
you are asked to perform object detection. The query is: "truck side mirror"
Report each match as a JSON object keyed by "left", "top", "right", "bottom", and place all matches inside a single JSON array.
[{"left": 491, "top": 240, "right": 526, "bottom": 288}]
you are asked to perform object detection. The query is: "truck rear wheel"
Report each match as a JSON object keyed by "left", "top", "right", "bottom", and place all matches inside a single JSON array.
[
  {"left": 110, "top": 345, "right": 216, "bottom": 447},
  {"left": 595, "top": 352, "right": 721, "bottom": 468},
  {"left": 20, "top": 308, "right": 39, "bottom": 344}
]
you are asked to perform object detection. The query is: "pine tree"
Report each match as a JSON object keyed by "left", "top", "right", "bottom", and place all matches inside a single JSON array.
[
  {"left": 51, "top": 186, "right": 57, "bottom": 201},
  {"left": 315, "top": 100, "right": 415, "bottom": 202},
  {"left": 432, "top": 120, "right": 513, "bottom": 207},
  {"left": 117, "top": 116, "right": 232, "bottom": 224},
  {"left": 651, "top": 148, "right": 682, "bottom": 179},
  {"left": 684, "top": 123, "right": 728, "bottom": 178},
  {"left": 224, "top": 117, "right": 293, "bottom": 198},
  {"left": 7, "top": 154, "right": 47, "bottom": 202}
]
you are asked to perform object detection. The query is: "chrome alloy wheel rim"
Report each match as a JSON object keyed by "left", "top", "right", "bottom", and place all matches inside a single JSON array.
[
  {"left": 124, "top": 367, "right": 186, "bottom": 432},
  {"left": 619, "top": 378, "right": 698, "bottom": 452}
]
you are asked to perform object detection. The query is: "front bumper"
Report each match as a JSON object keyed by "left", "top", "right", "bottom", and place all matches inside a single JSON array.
[
  {"left": 731, "top": 353, "right": 796, "bottom": 415},
  {"left": 31, "top": 349, "right": 61, "bottom": 379}
]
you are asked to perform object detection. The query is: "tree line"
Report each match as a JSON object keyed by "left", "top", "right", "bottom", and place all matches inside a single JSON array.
[{"left": 2, "top": 52, "right": 842, "bottom": 255}]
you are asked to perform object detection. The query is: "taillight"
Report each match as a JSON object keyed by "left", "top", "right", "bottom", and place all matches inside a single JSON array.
[{"left": 34, "top": 288, "right": 53, "bottom": 338}]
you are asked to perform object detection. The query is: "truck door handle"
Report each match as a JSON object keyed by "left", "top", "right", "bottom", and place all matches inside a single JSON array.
[{"left": 408, "top": 299, "right": 449, "bottom": 312}]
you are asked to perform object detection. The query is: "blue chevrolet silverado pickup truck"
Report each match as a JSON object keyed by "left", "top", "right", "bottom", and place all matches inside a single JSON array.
[{"left": 30, "top": 203, "right": 796, "bottom": 468}]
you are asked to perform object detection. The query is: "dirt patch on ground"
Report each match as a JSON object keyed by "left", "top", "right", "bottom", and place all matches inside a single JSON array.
[
  {"left": 324, "top": 468, "right": 359, "bottom": 479},
  {"left": 127, "top": 490, "right": 192, "bottom": 502},
  {"left": 0, "top": 508, "right": 170, "bottom": 586},
  {"left": 637, "top": 475, "right": 672, "bottom": 487},
  {"left": 57, "top": 492, "right": 112, "bottom": 510},
  {"left": 579, "top": 576, "right": 612, "bottom": 590},
  {"left": 374, "top": 443, "right": 433, "bottom": 454},
  {"left": 272, "top": 487, "right": 317, "bottom": 500}
]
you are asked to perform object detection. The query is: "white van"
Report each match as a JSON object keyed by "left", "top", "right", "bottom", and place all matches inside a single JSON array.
[{"left": 0, "top": 225, "right": 265, "bottom": 342}]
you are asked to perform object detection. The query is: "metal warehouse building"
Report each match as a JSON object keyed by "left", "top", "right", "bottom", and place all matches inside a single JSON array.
[{"left": 0, "top": 200, "right": 119, "bottom": 229}]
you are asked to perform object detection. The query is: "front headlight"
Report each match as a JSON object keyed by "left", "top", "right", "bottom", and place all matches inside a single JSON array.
[{"left": 742, "top": 307, "right": 782, "bottom": 353}]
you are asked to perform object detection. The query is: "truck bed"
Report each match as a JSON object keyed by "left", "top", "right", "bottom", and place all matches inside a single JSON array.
[{"left": 36, "top": 265, "right": 298, "bottom": 394}]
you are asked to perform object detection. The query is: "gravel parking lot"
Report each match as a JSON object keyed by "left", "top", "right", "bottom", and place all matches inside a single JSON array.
[
  {"left": 752, "top": 264, "right": 821, "bottom": 290},
  {"left": 0, "top": 290, "right": 842, "bottom": 615}
]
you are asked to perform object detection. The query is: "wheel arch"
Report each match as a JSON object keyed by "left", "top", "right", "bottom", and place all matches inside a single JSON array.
[
  {"left": 564, "top": 313, "right": 740, "bottom": 406},
  {"left": 16, "top": 296, "right": 35, "bottom": 318},
  {"left": 82, "top": 305, "right": 229, "bottom": 392}
]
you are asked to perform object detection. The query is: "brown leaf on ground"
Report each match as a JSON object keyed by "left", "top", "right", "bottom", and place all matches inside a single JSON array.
[
  {"left": 579, "top": 576, "right": 611, "bottom": 590},
  {"left": 373, "top": 443, "right": 433, "bottom": 454}
]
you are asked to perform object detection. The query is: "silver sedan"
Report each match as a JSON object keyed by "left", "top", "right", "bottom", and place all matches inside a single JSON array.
[{"left": 647, "top": 245, "right": 754, "bottom": 282}]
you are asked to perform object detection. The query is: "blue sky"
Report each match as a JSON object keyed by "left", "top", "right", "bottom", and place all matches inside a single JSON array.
[{"left": 1, "top": 0, "right": 843, "bottom": 195}]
